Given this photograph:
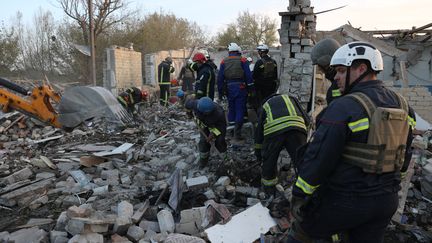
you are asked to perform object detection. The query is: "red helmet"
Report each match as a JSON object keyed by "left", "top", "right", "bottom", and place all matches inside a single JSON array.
[
  {"left": 141, "top": 89, "right": 148, "bottom": 100},
  {"left": 192, "top": 52, "right": 207, "bottom": 63}
]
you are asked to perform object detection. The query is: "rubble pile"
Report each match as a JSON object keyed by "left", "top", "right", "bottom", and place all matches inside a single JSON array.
[{"left": 0, "top": 105, "right": 431, "bottom": 242}]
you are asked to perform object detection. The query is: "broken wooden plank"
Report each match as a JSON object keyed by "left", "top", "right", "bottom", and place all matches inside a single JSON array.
[{"left": 33, "top": 135, "right": 64, "bottom": 144}]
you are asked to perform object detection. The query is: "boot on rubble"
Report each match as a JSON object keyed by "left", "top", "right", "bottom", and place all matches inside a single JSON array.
[
  {"left": 199, "top": 157, "right": 209, "bottom": 168},
  {"left": 234, "top": 124, "right": 244, "bottom": 140}
]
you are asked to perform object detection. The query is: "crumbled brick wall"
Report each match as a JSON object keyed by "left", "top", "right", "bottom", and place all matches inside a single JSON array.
[
  {"left": 279, "top": 0, "right": 316, "bottom": 107},
  {"left": 103, "top": 46, "right": 142, "bottom": 95},
  {"left": 392, "top": 86, "right": 432, "bottom": 123}
]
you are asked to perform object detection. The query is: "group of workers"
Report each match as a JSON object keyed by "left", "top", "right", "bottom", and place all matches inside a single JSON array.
[{"left": 117, "top": 39, "right": 415, "bottom": 243}]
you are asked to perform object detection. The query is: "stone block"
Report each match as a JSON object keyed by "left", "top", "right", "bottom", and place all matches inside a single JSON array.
[
  {"left": 68, "top": 233, "right": 103, "bottom": 243},
  {"left": 186, "top": 176, "right": 209, "bottom": 190},
  {"left": 1, "top": 167, "right": 33, "bottom": 184},
  {"left": 132, "top": 200, "right": 149, "bottom": 224},
  {"left": 117, "top": 200, "right": 134, "bottom": 218},
  {"left": 65, "top": 219, "right": 85, "bottom": 235},
  {"left": 111, "top": 233, "right": 133, "bottom": 243},
  {"left": 8, "top": 227, "right": 47, "bottom": 243},
  {"left": 157, "top": 209, "right": 175, "bottom": 233},
  {"left": 0, "top": 232, "right": 9, "bottom": 242},
  {"left": 84, "top": 223, "right": 109, "bottom": 233},
  {"left": 290, "top": 38, "right": 300, "bottom": 44},
  {"left": 295, "top": 52, "right": 311, "bottom": 60},
  {"left": 291, "top": 44, "right": 301, "bottom": 53},
  {"left": 66, "top": 204, "right": 93, "bottom": 218},
  {"left": 113, "top": 217, "right": 132, "bottom": 235},
  {"left": 50, "top": 230, "right": 68, "bottom": 243},
  {"left": 143, "top": 229, "right": 157, "bottom": 241},
  {"left": 175, "top": 221, "right": 200, "bottom": 235},
  {"left": 139, "top": 220, "right": 160, "bottom": 232},
  {"left": 55, "top": 212, "right": 68, "bottom": 231},
  {"left": 126, "top": 225, "right": 145, "bottom": 242},
  {"left": 214, "top": 176, "right": 230, "bottom": 186},
  {"left": 236, "top": 186, "right": 259, "bottom": 197}
]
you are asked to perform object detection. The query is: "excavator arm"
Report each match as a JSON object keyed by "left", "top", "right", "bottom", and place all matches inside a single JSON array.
[{"left": 0, "top": 78, "right": 62, "bottom": 128}]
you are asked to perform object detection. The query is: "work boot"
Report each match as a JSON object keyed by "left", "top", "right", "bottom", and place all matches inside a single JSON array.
[
  {"left": 199, "top": 157, "right": 209, "bottom": 168},
  {"left": 234, "top": 124, "right": 244, "bottom": 140}
]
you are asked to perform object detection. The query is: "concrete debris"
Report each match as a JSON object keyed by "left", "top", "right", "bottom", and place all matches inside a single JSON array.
[{"left": 0, "top": 101, "right": 430, "bottom": 242}]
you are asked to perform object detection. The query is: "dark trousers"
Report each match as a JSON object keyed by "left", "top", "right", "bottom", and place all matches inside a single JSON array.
[
  {"left": 256, "top": 83, "right": 277, "bottom": 106},
  {"left": 159, "top": 84, "right": 170, "bottom": 106},
  {"left": 262, "top": 130, "right": 306, "bottom": 181},
  {"left": 198, "top": 129, "right": 227, "bottom": 155},
  {"left": 288, "top": 191, "right": 398, "bottom": 243},
  {"left": 182, "top": 78, "right": 194, "bottom": 92}
]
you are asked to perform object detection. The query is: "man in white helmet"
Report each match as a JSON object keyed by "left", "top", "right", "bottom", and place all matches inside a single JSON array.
[
  {"left": 288, "top": 41, "right": 416, "bottom": 242},
  {"left": 217, "top": 42, "right": 254, "bottom": 140},
  {"left": 253, "top": 44, "right": 278, "bottom": 106}
]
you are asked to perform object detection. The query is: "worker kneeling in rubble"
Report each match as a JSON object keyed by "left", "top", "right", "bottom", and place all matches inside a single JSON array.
[
  {"left": 185, "top": 97, "right": 227, "bottom": 168},
  {"left": 254, "top": 93, "right": 308, "bottom": 196},
  {"left": 117, "top": 87, "right": 147, "bottom": 115},
  {"left": 288, "top": 41, "right": 416, "bottom": 243}
]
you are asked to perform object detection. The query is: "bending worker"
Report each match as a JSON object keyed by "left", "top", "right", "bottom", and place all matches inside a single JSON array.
[
  {"left": 185, "top": 97, "right": 227, "bottom": 168},
  {"left": 117, "top": 87, "right": 147, "bottom": 115},
  {"left": 288, "top": 41, "right": 416, "bottom": 243},
  {"left": 255, "top": 94, "right": 308, "bottom": 196}
]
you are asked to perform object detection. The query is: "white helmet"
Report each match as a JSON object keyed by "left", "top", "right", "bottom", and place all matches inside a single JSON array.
[
  {"left": 257, "top": 44, "right": 269, "bottom": 51},
  {"left": 198, "top": 49, "right": 210, "bottom": 59},
  {"left": 228, "top": 42, "right": 241, "bottom": 52},
  {"left": 330, "top": 41, "right": 383, "bottom": 71}
]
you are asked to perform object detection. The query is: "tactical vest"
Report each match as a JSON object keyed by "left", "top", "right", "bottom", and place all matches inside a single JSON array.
[
  {"left": 342, "top": 92, "right": 409, "bottom": 174},
  {"left": 262, "top": 94, "right": 307, "bottom": 137},
  {"left": 223, "top": 56, "right": 244, "bottom": 80},
  {"left": 261, "top": 58, "right": 277, "bottom": 80},
  {"left": 184, "top": 66, "right": 195, "bottom": 79}
]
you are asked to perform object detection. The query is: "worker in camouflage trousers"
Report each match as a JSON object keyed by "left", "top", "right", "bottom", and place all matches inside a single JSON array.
[
  {"left": 288, "top": 41, "right": 416, "bottom": 243},
  {"left": 185, "top": 97, "right": 227, "bottom": 168},
  {"left": 255, "top": 94, "right": 308, "bottom": 196}
]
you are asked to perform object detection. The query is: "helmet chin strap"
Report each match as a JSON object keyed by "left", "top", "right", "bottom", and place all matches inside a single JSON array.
[{"left": 343, "top": 67, "right": 371, "bottom": 95}]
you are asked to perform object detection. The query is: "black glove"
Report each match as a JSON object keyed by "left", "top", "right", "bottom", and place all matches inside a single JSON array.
[
  {"left": 290, "top": 195, "right": 308, "bottom": 222},
  {"left": 262, "top": 185, "right": 276, "bottom": 198},
  {"left": 255, "top": 148, "right": 262, "bottom": 161}
]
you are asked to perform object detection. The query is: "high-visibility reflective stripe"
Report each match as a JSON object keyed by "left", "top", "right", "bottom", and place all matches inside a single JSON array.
[
  {"left": 332, "top": 234, "right": 340, "bottom": 242},
  {"left": 197, "top": 90, "right": 204, "bottom": 94},
  {"left": 264, "top": 121, "right": 306, "bottom": 136},
  {"left": 295, "top": 176, "right": 319, "bottom": 195},
  {"left": 255, "top": 144, "right": 262, "bottom": 149},
  {"left": 281, "top": 95, "right": 297, "bottom": 116},
  {"left": 261, "top": 177, "right": 278, "bottom": 186},
  {"left": 408, "top": 116, "right": 416, "bottom": 129},
  {"left": 332, "top": 89, "right": 342, "bottom": 97},
  {"left": 159, "top": 82, "right": 171, "bottom": 85},
  {"left": 118, "top": 96, "right": 128, "bottom": 107},
  {"left": 263, "top": 103, "right": 273, "bottom": 121},
  {"left": 348, "top": 118, "right": 369, "bottom": 132},
  {"left": 200, "top": 152, "right": 210, "bottom": 159},
  {"left": 129, "top": 94, "right": 134, "bottom": 104},
  {"left": 209, "top": 127, "right": 221, "bottom": 136},
  {"left": 264, "top": 116, "right": 305, "bottom": 130}
]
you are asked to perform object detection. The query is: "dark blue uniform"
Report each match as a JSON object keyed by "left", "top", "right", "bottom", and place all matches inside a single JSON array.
[
  {"left": 291, "top": 80, "right": 416, "bottom": 242},
  {"left": 158, "top": 60, "right": 175, "bottom": 106},
  {"left": 195, "top": 62, "right": 216, "bottom": 100},
  {"left": 217, "top": 53, "right": 253, "bottom": 127}
]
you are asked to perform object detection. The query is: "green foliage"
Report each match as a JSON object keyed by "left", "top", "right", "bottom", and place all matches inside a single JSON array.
[{"left": 216, "top": 11, "right": 278, "bottom": 50}]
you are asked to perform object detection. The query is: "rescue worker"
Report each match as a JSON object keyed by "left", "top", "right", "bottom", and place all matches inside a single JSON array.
[
  {"left": 177, "top": 59, "right": 195, "bottom": 93},
  {"left": 185, "top": 97, "right": 227, "bottom": 167},
  {"left": 217, "top": 42, "right": 254, "bottom": 139},
  {"left": 193, "top": 52, "right": 216, "bottom": 100},
  {"left": 252, "top": 44, "right": 278, "bottom": 106},
  {"left": 288, "top": 41, "right": 416, "bottom": 243},
  {"left": 311, "top": 38, "right": 342, "bottom": 105},
  {"left": 158, "top": 56, "right": 175, "bottom": 106},
  {"left": 255, "top": 94, "right": 308, "bottom": 196},
  {"left": 117, "top": 87, "right": 147, "bottom": 115}
]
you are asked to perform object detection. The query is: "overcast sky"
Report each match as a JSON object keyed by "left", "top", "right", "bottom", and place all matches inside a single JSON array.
[{"left": 2, "top": 0, "right": 431, "bottom": 35}]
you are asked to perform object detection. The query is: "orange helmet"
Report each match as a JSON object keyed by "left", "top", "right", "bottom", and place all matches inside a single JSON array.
[
  {"left": 192, "top": 52, "right": 207, "bottom": 63},
  {"left": 170, "top": 79, "right": 179, "bottom": 86}
]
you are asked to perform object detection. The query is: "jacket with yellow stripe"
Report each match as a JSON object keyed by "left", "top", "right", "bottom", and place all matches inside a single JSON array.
[
  {"left": 192, "top": 102, "right": 226, "bottom": 137},
  {"left": 158, "top": 60, "right": 175, "bottom": 85},
  {"left": 195, "top": 62, "right": 215, "bottom": 100},
  {"left": 293, "top": 80, "right": 415, "bottom": 198},
  {"left": 255, "top": 94, "right": 308, "bottom": 149}
]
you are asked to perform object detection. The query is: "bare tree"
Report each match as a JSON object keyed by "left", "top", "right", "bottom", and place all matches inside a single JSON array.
[
  {"left": 57, "top": 0, "right": 136, "bottom": 83},
  {"left": 216, "top": 11, "right": 278, "bottom": 49}
]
